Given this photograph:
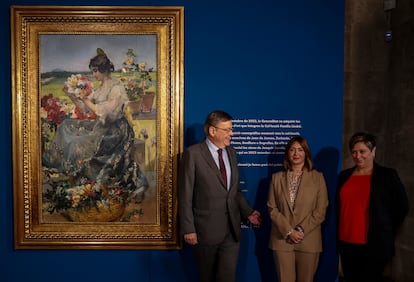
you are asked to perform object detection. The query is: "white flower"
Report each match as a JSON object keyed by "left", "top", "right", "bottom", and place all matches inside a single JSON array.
[{"left": 64, "top": 74, "right": 92, "bottom": 98}]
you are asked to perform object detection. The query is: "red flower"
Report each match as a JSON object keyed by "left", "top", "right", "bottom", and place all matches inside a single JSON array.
[
  {"left": 41, "top": 94, "right": 67, "bottom": 125},
  {"left": 73, "top": 107, "right": 97, "bottom": 120}
]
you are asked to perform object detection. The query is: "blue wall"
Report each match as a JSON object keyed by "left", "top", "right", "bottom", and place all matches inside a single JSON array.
[{"left": 1, "top": 0, "right": 344, "bottom": 281}]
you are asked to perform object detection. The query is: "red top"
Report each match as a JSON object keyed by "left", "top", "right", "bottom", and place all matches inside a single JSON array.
[{"left": 339, "top": 175, "right": 371, "bottom": 244}]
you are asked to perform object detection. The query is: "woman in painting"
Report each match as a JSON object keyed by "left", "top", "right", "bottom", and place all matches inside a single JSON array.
[{"left": 42, "top": 48, "right": 148, "bottom": 214}]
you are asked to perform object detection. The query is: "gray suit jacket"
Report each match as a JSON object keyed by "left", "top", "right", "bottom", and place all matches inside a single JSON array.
[
  {"left": 267, "top": 169, "right": 329, "bottom": 252},
  {"left": 178, "top": 140, "right": 254, "bottom": 245}
]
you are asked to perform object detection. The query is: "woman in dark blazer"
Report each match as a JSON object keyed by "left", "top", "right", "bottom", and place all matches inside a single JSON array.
[{"left": 336, "top": 132, "right": 408, "bottom": 282}]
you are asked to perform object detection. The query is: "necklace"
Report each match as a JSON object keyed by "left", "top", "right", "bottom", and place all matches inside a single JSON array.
[{"left": 287, "top": 170, "right": 303, "bottom": 209}]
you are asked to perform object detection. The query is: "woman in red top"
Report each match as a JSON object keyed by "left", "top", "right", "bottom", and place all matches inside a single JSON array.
[{"left": 336, "top": 132, "right": 408, "bottom": 282}]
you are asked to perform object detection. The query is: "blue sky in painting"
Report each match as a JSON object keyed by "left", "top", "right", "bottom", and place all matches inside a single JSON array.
[{"left": 40, "top": 34, "right": 157, "bottom": 73}]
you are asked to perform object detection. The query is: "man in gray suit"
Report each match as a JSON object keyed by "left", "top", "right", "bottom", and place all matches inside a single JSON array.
[{"left": 179, "top": 110, "right": 261, "bottom": 282}]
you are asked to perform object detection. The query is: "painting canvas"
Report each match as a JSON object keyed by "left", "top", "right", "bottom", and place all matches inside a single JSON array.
[
  {"left": 11, "top": 6, "right": 184, "bottom": 249},
  {"left": 41, "top": 34, "right": 158, "bottom": 223}
]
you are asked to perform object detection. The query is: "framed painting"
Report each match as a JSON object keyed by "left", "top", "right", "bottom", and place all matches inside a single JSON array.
[{"left": 11, "top": 6, "right": 184, "bottom": 249}]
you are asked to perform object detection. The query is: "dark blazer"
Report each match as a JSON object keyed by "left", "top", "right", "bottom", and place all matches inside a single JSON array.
[
  {"left": 336, "top": 162, "right": 409, "bottom": 259},
  {"left": 178, "top": 140, "right": 254, "bottom": 245}
]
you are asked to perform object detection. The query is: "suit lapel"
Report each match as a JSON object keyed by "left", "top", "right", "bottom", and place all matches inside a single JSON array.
[
  {"left": 226, "top": 147, "right": 237, "bottom": 191},
  {"left": 200, "top": 142, "right": 227, "bottom": 188},
  {"left": 200, "top": 142, "right": 217, "bottom": 169},
  {"left": 281, "top": 172, "right": 295, "bottom": 213},
  {"left": 294, "top": 171, "right": 306, "bottom": 208}
]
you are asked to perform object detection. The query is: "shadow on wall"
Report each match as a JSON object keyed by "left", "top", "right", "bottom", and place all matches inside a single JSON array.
[
  {"left": 313, "top": 146, "right": 340, "bottom": 282},
  {"left": 184, "top": 123, "right": 205, "bottom": 148},
  {"left": 179, "top": 124, "right": 204, "bottom": 281},
  {"left": 251, "top": 147, "right": 282, "bottom": 281}
]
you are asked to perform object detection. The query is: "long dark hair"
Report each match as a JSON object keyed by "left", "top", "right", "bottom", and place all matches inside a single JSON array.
[{"left": 283, "top": 136, "right": 314, "bottom": 171}]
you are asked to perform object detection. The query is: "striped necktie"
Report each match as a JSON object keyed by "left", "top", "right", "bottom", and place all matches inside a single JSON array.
[{"left": 217, "top": 148, "right": 227, "bottom": 187}]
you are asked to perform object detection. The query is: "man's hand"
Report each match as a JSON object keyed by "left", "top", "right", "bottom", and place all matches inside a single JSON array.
[
  {"left": 183, "top": 233, "right": 198, "bottom": 245},
  {"left": 248, "top": 210, "right": 262, "bottom": 226}
]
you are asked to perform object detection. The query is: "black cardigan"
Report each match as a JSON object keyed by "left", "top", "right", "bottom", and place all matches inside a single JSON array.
[{"left": 336, "top": 163, "right": 409, "bottom": 259}]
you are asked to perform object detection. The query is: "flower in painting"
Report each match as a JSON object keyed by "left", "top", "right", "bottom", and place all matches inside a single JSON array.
[
  {"left": 124, "top": 57, "right": 135, "bottom": 66},
  {"left": 64, "top": 74, "right": 92, "bottom": 98},
  {"left": 41, "top": 93, "right": 69, "bottom": 126},
  {"left": 71, "top": 106, "right": 97, "bottom": 120},
  {"left": 120, "top": 50, "right": 154, "bottom": 102},
  {"left": 137, "top": 62, "right": 152, "bottom": 90},
  {"left": 43, "top": 177, "right": 131, "bottom": 214},
  {"left": 122, "top": 79, "right": 142, "bottom": 101},
  {"left": 151, "top": 136, "right": 157, "bottom": 147},
  {"left": 66, "top": 181, "right": 100, "bottom": 208},
  {"left": 138, "top": 62, "right": 147, "bottom": 72},
  {"left": 140, "top": 128, "right": 149, "bottom": 140}
]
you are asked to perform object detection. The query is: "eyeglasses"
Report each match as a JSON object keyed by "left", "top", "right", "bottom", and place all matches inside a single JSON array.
[
  {"left": 214, "top": 126, "right": 233, "bottom": 133},
  {"left": 91, "top": 67, "right": 99, "bottom": 73}
]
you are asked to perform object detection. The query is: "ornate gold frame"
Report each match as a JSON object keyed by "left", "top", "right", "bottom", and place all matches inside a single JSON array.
[{"left": 11, "top": 6, "right": 184, "bottom": 249}]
